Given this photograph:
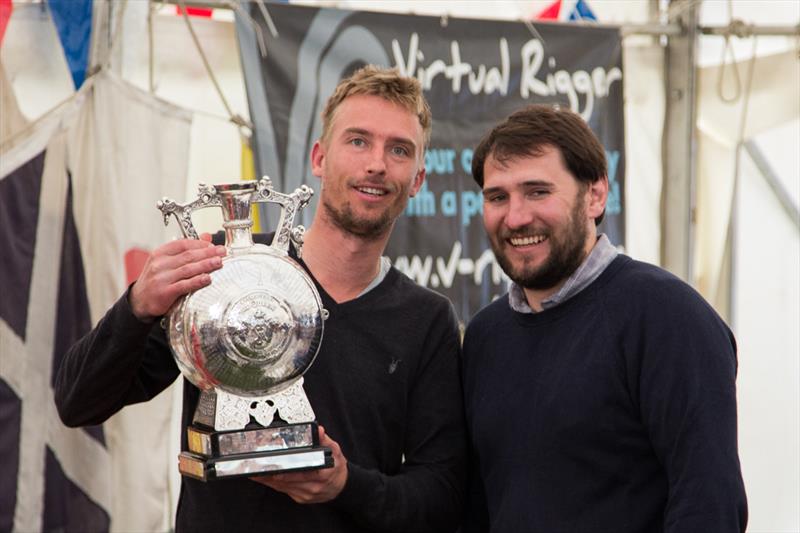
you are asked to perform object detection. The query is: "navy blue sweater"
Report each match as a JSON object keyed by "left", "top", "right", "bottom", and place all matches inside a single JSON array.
[{"left": 462, "top": 255, "right": 747, "bottom": 532}]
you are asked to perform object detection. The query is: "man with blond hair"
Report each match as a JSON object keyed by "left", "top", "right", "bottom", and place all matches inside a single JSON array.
[{"left": 55, "top": 66, "right": 466, "bottom": 532}]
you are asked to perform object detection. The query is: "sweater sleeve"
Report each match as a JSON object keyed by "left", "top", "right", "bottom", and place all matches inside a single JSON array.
[
  {"left": 54, "top": 288, "right": 180, "bottom": 427},
  {"left": 628, "top": 278, "right": 748, "bottom": 532},
  {"left": 331, "top": 303, "right": 467, "bottom": 533}
]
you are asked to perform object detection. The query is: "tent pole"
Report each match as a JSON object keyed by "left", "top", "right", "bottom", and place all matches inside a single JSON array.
[{"left": 660, "top": 0, "right": 699, "bottom": 283}]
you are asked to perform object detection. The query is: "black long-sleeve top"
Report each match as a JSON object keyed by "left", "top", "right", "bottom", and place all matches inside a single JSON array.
[{"left": 55, "top": 235, "right": 467, "bottom": 533}]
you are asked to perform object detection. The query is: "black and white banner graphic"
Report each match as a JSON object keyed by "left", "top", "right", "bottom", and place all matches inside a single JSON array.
[{"left": 237, "top": 3, "right": 624, "bottom": 320}]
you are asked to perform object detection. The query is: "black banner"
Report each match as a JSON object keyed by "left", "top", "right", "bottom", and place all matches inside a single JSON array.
[{"left": 238, "top": 3, "right": 624, "bottom": 320}]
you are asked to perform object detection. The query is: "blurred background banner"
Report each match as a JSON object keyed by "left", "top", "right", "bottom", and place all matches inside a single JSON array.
[{"left": 237, "top": 2, "right": 625, "bottom": 321}]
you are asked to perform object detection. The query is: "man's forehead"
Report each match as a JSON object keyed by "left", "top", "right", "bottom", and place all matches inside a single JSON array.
[
  {"left": 483, "top": 148, "right": 573, "bottom": 186},
  {"left": 335, "top": 94, "right": 419, "bottom": 124},
  {"left": 332, "top": 95, "right": 424, "bottom": 144}
]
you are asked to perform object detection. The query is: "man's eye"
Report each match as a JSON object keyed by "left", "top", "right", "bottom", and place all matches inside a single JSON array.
[
  {"left": 350, "top": 138, "right": 365, "bottom": 147},
  {"left": 486, "top": 194, "right": 506, "bottom": 203},
  {"left": 391, "top": 146, "right": 410, "bottom": 157},
  {"left": 528, "top": 190, "right": 548, "bottom": 198}
]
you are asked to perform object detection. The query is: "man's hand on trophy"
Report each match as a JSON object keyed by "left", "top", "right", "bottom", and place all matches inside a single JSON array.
[
  {"left": 252, "top": 425, "right": 348, "bottom": 503},
  {"left": 129, "top": 233, "right": 227, "bottom": 322}
]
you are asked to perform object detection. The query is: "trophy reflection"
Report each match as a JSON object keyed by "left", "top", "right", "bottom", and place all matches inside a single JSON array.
[{"left": 157, "top": 178, "right": 331, "bottom": 481}]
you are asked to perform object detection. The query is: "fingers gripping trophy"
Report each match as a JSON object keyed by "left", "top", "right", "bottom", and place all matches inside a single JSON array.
[{"left": 156, "top": 177, "right": 332, "bottom": 482}]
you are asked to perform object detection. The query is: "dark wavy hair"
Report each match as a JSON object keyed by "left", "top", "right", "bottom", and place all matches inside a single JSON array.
[{"left": 472, "top": 104, "right": 608, "bottom": 224}]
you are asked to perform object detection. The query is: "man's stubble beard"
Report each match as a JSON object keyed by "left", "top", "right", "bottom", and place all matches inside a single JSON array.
[
  {"left": 322, "top": 196, "right": 395, "bottom": 241},
  {"left": 492, "top": 192, "right": 590, "bottom": 291}
]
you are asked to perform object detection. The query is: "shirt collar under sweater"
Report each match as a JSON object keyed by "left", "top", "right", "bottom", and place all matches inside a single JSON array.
[
  {"left": 508, "top": 233, "right": 619, "bottom": 314},
  {"left": 358, "top": 256, "right": 392, "bottom": 297}
]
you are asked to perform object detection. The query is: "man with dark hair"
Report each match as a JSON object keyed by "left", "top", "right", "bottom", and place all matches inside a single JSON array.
[
  {"left": 54, "top": 66, "right": 466, "bottom": 533},
  {"left": 462, "top": 104, "right": 747, "bottom": 532}
]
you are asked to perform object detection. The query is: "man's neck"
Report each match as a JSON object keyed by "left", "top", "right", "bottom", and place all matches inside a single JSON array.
[{"left": 301, "top": 216, "right": 391, "bottom": 304}]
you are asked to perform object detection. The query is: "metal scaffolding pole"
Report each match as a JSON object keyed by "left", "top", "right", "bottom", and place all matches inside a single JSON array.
[{"left": 660, "top": 0, "right": 699, "bottom": 282}]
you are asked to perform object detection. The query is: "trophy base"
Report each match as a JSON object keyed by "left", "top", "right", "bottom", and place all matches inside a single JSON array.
[
  {"left": 179, "top": 421, "right": 334, "bottom": 481},
  {"left": 178, "top": 446, "right": 333, "bottom": 481}
]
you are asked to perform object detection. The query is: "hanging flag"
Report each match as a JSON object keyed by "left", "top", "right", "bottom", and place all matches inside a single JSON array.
[
  {"left": 1, "top": 70, "right": 193, "bottom": 532},
  {"left": 177, "top": 5, "right": 213, "bottom": 18},
  {"left": 46, "top": 0, "right": 92, "bottom": 89},
  {"left": 536, "top": 0, "right": 562, "bottom": 20},
  {"left": 67, "top": 70, "right": 192, "bottom": 531},
  {"left": 569, "top": 0, "right": 598, "bottom": 22},
  {"left": 1, "top": 119, "right": 111, "bottom": 533},
  {"left": 0, "top": 0, "right": 12, "bottom": 47},
  {"left": 159, "top": 3, "right": 234, "bottom": 22}
]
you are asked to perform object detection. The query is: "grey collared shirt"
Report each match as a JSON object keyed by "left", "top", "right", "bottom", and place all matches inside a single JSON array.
[{"left": 508, "top": 234, "right": 619, "bottom": 314}]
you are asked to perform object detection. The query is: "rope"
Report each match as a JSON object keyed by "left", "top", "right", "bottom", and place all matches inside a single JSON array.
[
  {"left": 148, "top": 0, "right": 156, "bottom": 93},
  {"left": 716, "top": 0, "right": 742, "bottom": 103},
  {"left": 725, "top": 36, "right": 759, "bottom": 324},
  {"left": 717, "top": 34, "right": 742, "bottom": 103},
  {"left": 254, "top": 0, "right": 279, "bottom": 39},
  {"left": 104, "top": 0, "right": 129, "bottom": 72},
  {"left": 523, "top": 19, "right": 546, "bottom": 45},
  {"left": 177, "top": 0, "right": 252, "bottom": 132},
  {"left": 225, "top": 0, "right": 268, "bottom": 58}
]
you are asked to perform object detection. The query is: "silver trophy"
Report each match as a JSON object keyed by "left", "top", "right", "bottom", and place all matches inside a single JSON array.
[{"left": 156, "top": 178, "right": 331, "bottom": 481}]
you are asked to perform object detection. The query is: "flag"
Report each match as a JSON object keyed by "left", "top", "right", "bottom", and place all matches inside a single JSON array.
[
  {"left": 0, "top": 0, "right": 12, "bottom": 47},
  {"left": 1, "top": 69, "right": 192, "bottom": 532},
  {"left": 536, "top": 0, "right": 562, "bottom": 20},
  {"left": 65, "top": 70, "right": 192, "bottom": 531},
  {"left": 47, "top": 0, "right": 92, "bottom": 89},
  {"left": 568, "top": 0, "right": 597, "bottom": 22},
  {"left": 1, "top": 107, "right": 111, "bottom": 533}
]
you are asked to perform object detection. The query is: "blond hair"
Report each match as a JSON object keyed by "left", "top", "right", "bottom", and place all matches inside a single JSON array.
[{"left": 320, "top": 65, "right": 432, "bottom": 148}]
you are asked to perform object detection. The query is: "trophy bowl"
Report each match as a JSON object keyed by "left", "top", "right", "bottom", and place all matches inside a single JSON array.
[
  {"left": 167, "top": 245, "right": 323, "bottom": 397},
  {"left": 157, "top": 179, "right": 324, "bottom": 398}
]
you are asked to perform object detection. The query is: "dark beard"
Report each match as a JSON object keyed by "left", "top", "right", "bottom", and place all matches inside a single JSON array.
[
  {"left": 492, "top": 194, "right": 589, "bottom": 291},
  {"left": 322, "top": 198, "right": 393, "bottom": 240}
]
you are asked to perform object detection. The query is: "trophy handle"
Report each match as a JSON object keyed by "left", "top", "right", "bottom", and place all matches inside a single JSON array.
[
  {"left": 156, "top": 177, "right": 313, "bottom": 256},
  {"left": 251, "top": 178, "right": 313, "bottom": 255},
  {"left": 157, "top": 183, "right": 222, "bottom": 240}
]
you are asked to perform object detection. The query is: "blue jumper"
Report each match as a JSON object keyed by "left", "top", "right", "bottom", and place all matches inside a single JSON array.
[{"left": 462, "top": 255, "right": 747, "bottom": 532}]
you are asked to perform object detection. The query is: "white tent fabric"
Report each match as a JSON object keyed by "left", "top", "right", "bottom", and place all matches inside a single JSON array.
[
  {"left": 695, "top": 48, "right": 800, "bottom": 532},
  {"left": 695, "top": 49, "right": 800, "bottom": 309}
]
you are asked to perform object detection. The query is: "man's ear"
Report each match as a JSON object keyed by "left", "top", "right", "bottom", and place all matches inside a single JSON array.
[
  {"left": 310, "top": 140, "right": 325, "bottom": 178},
  {"left": 586, "top": 175, "right": 608, "bottom": 221},
  {"left": 409, "top": 166, "right": 426, "bottom": 198}
]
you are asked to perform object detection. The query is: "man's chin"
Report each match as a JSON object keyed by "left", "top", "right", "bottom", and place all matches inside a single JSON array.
[
  {"left": 341, "top": 216, "right": 392, "bottom": 240},
  {"left": 501, "top": 259, "right": 564, "bottom": 292}
]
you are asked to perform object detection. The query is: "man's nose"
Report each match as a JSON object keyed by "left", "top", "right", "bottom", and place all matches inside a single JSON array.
[
  {"left": 504, "top": 195, "right": 534, "bottom": 230},
  {"left": 365, "top": 146, "right": 387, "bottom": 175}
]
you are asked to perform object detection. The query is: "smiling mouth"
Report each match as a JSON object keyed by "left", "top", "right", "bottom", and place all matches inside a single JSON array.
[
  {"left": 508, "top": 234, "right": 547, "bottom": 246},
  {"left": 355, "top": 186, "right": 387, "bottom": 197}
]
